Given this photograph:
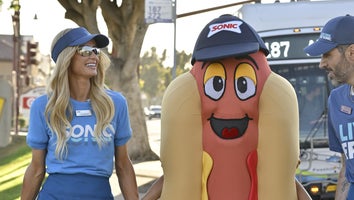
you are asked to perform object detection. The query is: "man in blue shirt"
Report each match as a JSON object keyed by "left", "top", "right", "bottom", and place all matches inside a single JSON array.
[{"left": 304, "top": 15, "right": 354, "bottom": 200}]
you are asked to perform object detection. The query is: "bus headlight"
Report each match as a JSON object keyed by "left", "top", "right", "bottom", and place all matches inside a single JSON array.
[{"left": 310, "top": 185, "right": 320, "bottom": 195}]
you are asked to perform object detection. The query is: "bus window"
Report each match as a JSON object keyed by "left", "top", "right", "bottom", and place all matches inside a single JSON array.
[{"left": 270, "top": 63, "right": 334, "bottom": 145}]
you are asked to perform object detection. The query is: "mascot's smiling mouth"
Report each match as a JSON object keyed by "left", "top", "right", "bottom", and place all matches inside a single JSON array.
[{"left": 208, "top": 114, "right": 252, "bottom": 139}]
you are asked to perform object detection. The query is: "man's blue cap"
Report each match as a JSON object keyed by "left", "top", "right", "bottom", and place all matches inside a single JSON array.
[
  {"left": 191, "top": 14, "right": 269, "bottom": 65},
  {"left": 304, "top": 15, "right": 354, "bottom": 56},
  {"left": 51, "top": 27, "right": 109, "bottom": 62}
]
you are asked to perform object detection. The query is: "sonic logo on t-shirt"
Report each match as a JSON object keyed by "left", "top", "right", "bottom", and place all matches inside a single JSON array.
[{"left": 66, "top": 123, "right": 114, "bottom": 143}]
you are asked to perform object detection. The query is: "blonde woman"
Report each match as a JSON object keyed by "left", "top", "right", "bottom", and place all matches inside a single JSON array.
[{"left": 21, "top": 27, "right": 138, "bottom": 200}]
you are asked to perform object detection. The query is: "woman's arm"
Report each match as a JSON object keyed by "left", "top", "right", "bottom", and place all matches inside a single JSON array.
[
  {"left": 21, "top": 149, "right": 46, "bottom": 200},
  {"left": 141, "top": 175, "right": 164, "bottom": 200},
  {"left": 115, "top": 145, "right": 139, "bottom": 200}
]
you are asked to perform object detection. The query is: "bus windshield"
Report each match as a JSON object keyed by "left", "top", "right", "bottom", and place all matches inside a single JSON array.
[{"left": 271, "top": 63, "right": 334, "bottom": 147}]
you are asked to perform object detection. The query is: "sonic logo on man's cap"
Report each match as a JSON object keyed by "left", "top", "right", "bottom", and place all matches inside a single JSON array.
[
  {"left": 208, "top": 21, "right": 243, "bottom": 37},
  {"left": 320, "top": 33, "right": 332, "bottom": 41}
]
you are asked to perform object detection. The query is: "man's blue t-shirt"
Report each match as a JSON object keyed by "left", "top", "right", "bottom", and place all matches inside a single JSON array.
[
  {"left": 328, "top": 84, "right": 354, "bottom": 183},
  {"left": 26, "top": 90, "right": 132, "bottom": 178}
]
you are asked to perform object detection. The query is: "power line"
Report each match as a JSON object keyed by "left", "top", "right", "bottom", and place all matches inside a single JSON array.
[{"left": 177, "top": 0, "right": 258, "bottom": 18}]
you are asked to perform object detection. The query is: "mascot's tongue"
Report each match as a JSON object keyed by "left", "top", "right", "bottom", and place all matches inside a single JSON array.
[{"left": 222, "top": 127, "right": 239, "bottom": 139}]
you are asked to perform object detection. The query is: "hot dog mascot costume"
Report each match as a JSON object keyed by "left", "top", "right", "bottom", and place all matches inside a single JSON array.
[{"left": 160, "top": 14, "right": 301, "bottom": 200}]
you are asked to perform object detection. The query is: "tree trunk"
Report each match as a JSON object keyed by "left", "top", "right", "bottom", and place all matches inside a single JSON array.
[{"left": 108, "top": 58, "right": 158, "bottom": 161}]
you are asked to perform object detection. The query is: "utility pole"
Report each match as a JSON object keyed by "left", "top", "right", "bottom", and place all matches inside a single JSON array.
[
  {"left": 11, "top": 0, "right": 21, "bottom": 135},
  {"left": 172, "top": 0, "right": 177, "bottom": 79}
]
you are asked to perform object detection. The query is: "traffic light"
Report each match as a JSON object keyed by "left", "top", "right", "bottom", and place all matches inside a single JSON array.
[
  {"left": 19, "top": 55, "right": 30, "bottom": 86},
  {"left": 26, "top": 41, "right": 38, "bottom": 65},
  {"left": 19, "top": 55, "right": 27, "bottom": 75}
]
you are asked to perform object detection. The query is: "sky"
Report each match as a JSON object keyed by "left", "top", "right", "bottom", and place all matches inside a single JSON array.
[{"left": 0, "top": 0, "right": 282, "bottom": 66}]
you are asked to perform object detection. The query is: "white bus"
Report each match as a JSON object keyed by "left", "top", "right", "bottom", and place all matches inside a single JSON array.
[{"left": 237, "top": 0, "right": 354, "bottom": 199}]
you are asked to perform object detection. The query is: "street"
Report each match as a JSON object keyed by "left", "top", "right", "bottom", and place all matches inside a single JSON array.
[{"left": 145, "top": 118, "right": 161, "bottom": 157}]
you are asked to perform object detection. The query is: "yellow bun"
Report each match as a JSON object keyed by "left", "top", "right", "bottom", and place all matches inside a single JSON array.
[
  {"left": 257, "top": 72, "right": 299, "bottom": 200},
  {"left": 160, "top": 72, "right": 203, "bottom": 199}
]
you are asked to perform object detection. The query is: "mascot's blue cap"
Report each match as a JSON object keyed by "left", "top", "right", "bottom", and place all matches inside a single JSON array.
[
  {"left": 51, "top": 27, "right": 109, "bottom": 63},
  {"left": 191, "top": 14, "right": 269, "bottom": 65}
]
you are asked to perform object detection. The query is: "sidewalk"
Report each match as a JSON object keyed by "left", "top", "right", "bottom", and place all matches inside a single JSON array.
[
  {"left": 112, "top": 119, "right": 163, "bottom": 199},
  {"left": 111, "top": 160, "right": 163, "bottom": 199}
]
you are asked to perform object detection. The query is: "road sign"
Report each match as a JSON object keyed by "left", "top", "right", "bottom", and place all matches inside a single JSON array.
[
  {"left": 22, "top": 96, "right": 35, "bottom": 109},
  {"left": 145, "top": 0, "right": 173, "bottom": 24},
  {"left": 20, "top": 87, "right": 45, "bottom": 117}
]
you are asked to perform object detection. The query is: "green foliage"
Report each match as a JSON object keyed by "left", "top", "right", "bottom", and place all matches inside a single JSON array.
[
  {"left": 139, "top": 48, "right": 192, "bottom": 105},
  {"left": 9, "top": 0, "right": 20, "bottom": 11},
  {"left": 18, "top": 117, "right": 26, "bottom": 129},
  {"left": 175, "top": 50, "right": 192, "bottom": 75}
]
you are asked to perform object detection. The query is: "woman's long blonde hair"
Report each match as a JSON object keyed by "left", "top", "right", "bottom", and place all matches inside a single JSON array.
[{"left": 46, "top": 28, "right": 114, "bottom": 159}]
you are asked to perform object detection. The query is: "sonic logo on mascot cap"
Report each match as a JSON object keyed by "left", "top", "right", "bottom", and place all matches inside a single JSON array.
[
  {"left": 208, "top": 20, "right": 243, "bottom": 36},
  {"left": 160, "top": 14, "right": 301, "bottom": 200}
]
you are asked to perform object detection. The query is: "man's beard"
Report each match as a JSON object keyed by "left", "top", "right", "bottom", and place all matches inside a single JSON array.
[{"left": 328, "top": 74, "right": 342, "bottom": 87}]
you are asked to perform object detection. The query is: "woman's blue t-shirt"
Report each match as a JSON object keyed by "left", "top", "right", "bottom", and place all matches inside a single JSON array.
[{"left": 26, "top": 90, "right": 132, "bottom": 178}]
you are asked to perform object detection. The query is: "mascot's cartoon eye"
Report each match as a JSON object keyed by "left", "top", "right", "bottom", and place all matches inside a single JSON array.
[
  {"left": 204, "top": 63, "right": 226, "bottom": 100},
  {"left": 205, "top": 76, "right": 225, "bottom": 100},
  {"left": 235, "top": 63, "right": 257, "bottom": 100},
  {"left": 235, "top": 77, "right": 256, "bottom": 100}
]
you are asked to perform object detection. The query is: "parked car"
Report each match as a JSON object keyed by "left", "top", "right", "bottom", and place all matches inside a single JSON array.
[{"left": 147, "top": 105, "right": 161, "bottom": 120}]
